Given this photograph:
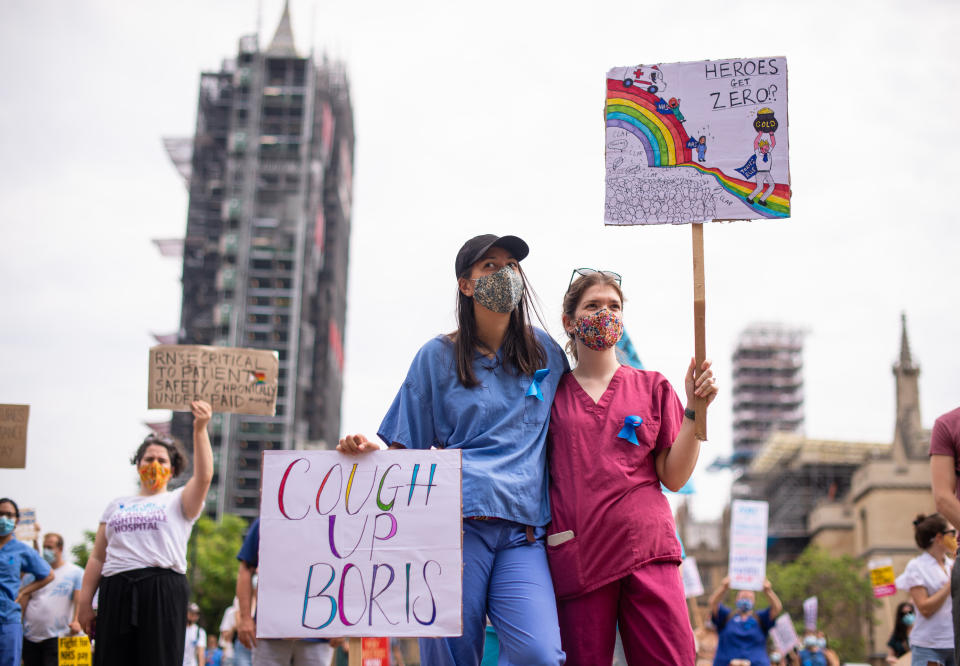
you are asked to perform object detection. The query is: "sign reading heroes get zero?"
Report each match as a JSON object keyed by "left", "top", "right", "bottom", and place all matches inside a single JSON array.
[
  {"left": 148, "top": 345, "right": 279, "bottom": 416},
  {"left": 257, "top": 450, "right": 463, "bottom": 638}
]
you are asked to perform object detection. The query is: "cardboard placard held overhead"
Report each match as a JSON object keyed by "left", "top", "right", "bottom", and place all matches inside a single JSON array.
[
  {"left": 257, "top": 450, "right": 463, "bottom": 639},
  {"left": 148, "top": 345, "right": 279, "bottom": 416},
  {"left": 0, "top": 404, "right": 29, "bottom": 469},
  {"left": 605, "top": 57, "right": 790, "bottom": 225},
  {"left": 728, "top": 499, "right": 769, "bottom": 591}
]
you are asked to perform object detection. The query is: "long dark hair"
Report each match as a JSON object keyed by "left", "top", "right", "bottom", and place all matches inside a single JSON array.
[
  {"left": 891, "top": 601, "right": 913, "bottom": 642},
  {"left": 451, "top": 264, "right": 546, "bottom": 388}
]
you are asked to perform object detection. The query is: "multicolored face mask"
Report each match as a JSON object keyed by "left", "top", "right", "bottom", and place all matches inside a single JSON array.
[
  {"left": 139, "top": 460, "right": 172, "bottom": 491},
  {"left": 574, "top": 308, "right": 624, "bottom": 351},
  {"left": 473, "top": 266, "right": 524, "bottom": 314}
]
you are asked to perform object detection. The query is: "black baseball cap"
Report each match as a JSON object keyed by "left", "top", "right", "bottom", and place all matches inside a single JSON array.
[{"left": 454, "top": 234, "right": 529, "bottom": 277}]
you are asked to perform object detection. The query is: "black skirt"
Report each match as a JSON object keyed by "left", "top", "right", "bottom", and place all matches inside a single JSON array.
[{"left": 94, "top": 567, "right": 189, "bottom": 666}]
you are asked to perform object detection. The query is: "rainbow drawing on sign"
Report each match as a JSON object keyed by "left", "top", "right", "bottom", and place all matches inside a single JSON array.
[{"left": 251, "top": 371, "right": 267, "bottom": 385}]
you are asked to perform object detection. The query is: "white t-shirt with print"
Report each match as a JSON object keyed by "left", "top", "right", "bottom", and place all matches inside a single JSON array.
[
  {"left": 183, "top": 622, "right": 206, "bottom": 666},
  {"left": 100, "top": 487, "right": 197, "bottom": 576},
  {"left": 895, "top": 551, "right": 954, "bottom": 649},
  {"left": 22, "top": 561, "right": 84, "bottom": 641}
]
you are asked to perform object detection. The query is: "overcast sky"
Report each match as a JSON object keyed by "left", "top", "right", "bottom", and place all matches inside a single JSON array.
[{"left": 2, "top": 0, "right": 958, "bottom": 553}]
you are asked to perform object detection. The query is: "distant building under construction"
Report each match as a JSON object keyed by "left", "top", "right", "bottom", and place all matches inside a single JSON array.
[
  {"left": 731, "top": 323, "right": 805, "bottom": 467},
  {"left": 164, "top": 2, "right": 354, "bottom": 519}
]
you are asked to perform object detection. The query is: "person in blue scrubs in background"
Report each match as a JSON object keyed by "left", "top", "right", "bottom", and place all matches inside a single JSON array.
[
  {"left": 339, "top": 233, "right": 567, "bottom": 665},
  {"left": 709, "top": 576, "right": 783, "bottom": 666},
  {"left": 0, "top": 498, "right": 53, "bottom": 666}
]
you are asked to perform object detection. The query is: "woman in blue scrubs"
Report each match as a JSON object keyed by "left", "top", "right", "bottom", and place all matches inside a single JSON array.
[{"left": 339, "top": 234, "right": 567, "bottom": 665}]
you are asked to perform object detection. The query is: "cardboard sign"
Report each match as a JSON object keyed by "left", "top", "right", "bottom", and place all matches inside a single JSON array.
[
  {"left": 257, "top": 450, "right": 463, "bottom": 638},
  {"left": 803, "top": 596, "right": 818, "bottom": 630},
  {"left": 148, "top": 345, "right": 279, "bottom": 416},
  {"left": 868, "top": 557, "right": 897, "bottom": 598},
  {"left": 728, "top": 499, "right": 768, "bottom": 591},
  {"left": 58, "top": 635, "right": 92, "bottom": 665},
  {"left": 361, "top": 637, "right": 390, "bottom": 666},
  {"left": 605, "top": 57, "right": 790, "bottom": 225},
  {"left": 681, "top": 556, "right": 704, "bottom": 598},
  {"left": 15, "top": 507, "right": 37, "bottom": 543},
  {"left": 770, "top": 612, "right": 800, "bottom": 654},
  {"left": 0, "top": 404, "right": 29, "bottom": 468}
]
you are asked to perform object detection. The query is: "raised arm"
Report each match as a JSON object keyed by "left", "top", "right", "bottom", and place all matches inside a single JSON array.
[
  {"left": 763, "top": 578, "right": 782, "bottom": 618},
  {"left": 181, "top": 400, "right": 214, "bottom": 520},
  {"left": 656, "top": 359, "right": 718, "bottom": 491},
  {"left": 78, "top": 524, "right": 108, "bottom": 634},
  {"left": 709, "top": 576, "right": 730, "bottom": 618}
]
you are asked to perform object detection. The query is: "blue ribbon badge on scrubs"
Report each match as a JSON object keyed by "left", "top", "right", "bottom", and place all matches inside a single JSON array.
[
  {"left": 525, "top": 368, "right": 551, "bottom": 401},
  {"left": 617, "top": 415, "right": 643, "bottom": 445}
]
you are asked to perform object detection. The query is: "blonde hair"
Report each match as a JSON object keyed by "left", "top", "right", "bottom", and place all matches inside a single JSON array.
[{"left": 562, "top": 273, "right": 624, "bottom": 361}]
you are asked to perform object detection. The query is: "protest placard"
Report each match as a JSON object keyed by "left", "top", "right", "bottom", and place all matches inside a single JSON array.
[
  {"left": 14, "top": 508, "right": 37, "bottom": 543},
  {"left": 868, "top": 557, "right": 897, "bottom": 598},
  {"left": 257, "top": 450, "right": 463, "bottom": 638},
  {"left": 605, "top": 57, "right": 790, "bottom": 225},
  {"left": 681, "top": 556, "right": 704, "bottom": 598},
  {"left": 361, "top": 637, "right": 390, "bottom": 665},
  {"left": 803, "top": 596, "right": 818, "bottom": 630},
  {"left": 770, "top": 612, "right": 800, "bottom": 655},
  {"left": 728, "top": 499, "right": 768, "bottom": 591},
  {"left": 148, "top": 345, "right": 279, "bottom": 416},
  {"left": 0, "top": 404, "right": 29, "bottom": 469},
  {"left": 58, "top": 635, "right": 92, "bottom": 665}
]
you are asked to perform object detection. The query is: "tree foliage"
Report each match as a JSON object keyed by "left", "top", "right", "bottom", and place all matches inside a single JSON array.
[
  {"left": 767, "top": 545, "right": 877, "bottom": 662},
  {"left": 71, "top": 530, "right": 97, "bottom": 568},
  {"left": 186, "top": 514, "right": 248, "bottom": 635}
]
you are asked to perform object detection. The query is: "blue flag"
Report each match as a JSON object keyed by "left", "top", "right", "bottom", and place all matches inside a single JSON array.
[
  {"left": 735, "top": 154, "right": 758, "bottom": 179},
  {"left": 615, "top": 329, "right": 643, "bottom": 369}
]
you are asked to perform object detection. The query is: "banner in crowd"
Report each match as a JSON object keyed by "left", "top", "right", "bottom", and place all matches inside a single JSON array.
[
  {"left": 868, "top": 557, "right": 897, "bottom": 598},
  {"left": 14, "top": 508, "right": 37, "bottom": 542},
  {"left": 770, "top": 612, "right": 800, "bottom": 655},
  {"left": 803, "top": 596, "right": 818, "bottom": 631},
  {"left": 257, "top": 450, "right": 463, "bottom": 638},
  {"left": 604, "top": 57, "right": 790, "bottom": 225},
  {"left": 0, "top": 404, "right": 29, "bottom": 468},
  {"left": 148, "top": 345, "right": 279, "bottom": 416},
  {"left": 728, "top": 499, "right": 768, "bottom": 590},
  {"left": 681, "top": 556, "right": 704, "bottom": 598}
]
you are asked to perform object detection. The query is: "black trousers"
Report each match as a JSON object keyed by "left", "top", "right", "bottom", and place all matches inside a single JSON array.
[
  {"left": 94, "top": 567, "right": 189, "bottom": 666},
  {"left": 22, "top": 637, "right": 58, "bottom": 666}
]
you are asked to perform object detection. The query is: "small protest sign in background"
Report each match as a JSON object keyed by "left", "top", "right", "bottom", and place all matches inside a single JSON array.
[
  {"left": 148, "top": 345, "right": 279, "bottom": 416},
  {"left": 681, "top": 556, "right": 704, "bottom": 598},
  {"left": 15, "top": 508, "right": 37, "bottom": 543},
  {"left": 0, "top": 404, "right": 29, "bottom": 469},
  {"left": 58, "top": 636, "right": 92, "bottom": 666},
  {"left": 728, "top": 499, "right": 769, "bottom": 591},
  {"left": 770, "top": 612, "right": 800, "bottom": 655},
  {"left": 257, "top": 450, "right": 463, "bottom": 638},
  {"left": 868, "top": 557, "right": 897, "bottom": 598}
]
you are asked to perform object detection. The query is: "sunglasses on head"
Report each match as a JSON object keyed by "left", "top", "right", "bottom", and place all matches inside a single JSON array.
[
  {"left": 143, "top": 433, "right": 174, "bottom": 446},
  {"left": 568, "top": 268, "right": 622, "bottom": 288}
]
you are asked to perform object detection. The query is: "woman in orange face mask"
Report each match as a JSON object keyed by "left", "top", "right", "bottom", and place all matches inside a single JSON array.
[{"left": 77, "top": 400, "right": 214, "bottom": 666}]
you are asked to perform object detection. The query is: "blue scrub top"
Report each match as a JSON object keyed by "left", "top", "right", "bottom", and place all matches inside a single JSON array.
[
  {"left": 378, "top": 329, "right": 568, "bottom": 527},
  {"left": 0, "top": 539, "right": 50, "bottom": 624},
  {"left": 712, "top": 603, "right": 774, "bottom": 666}
]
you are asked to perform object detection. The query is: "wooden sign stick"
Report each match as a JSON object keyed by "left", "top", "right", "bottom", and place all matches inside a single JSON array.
[
  {"left": 348, "top": 637, "right": 362, "bottom": 666},
  {"left": 692, "top": 223, "right": 707, "bottom": 440}
]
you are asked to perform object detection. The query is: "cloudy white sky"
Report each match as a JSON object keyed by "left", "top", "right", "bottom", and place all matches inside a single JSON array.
[{"left": 2, "top": 0, "right": 958, "bottom": 552}]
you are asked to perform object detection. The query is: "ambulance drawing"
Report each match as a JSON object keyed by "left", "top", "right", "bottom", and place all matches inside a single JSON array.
[{"left": 610, "top": 65, "right": 667, "bottom": 94}]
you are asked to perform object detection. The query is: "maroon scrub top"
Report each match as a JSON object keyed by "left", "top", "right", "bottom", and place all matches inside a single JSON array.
[{"left": 546, "top": 365, "right": 684, "bottom": 600}]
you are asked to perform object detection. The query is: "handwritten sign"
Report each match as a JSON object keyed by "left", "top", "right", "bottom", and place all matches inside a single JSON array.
[
  {"left": 148, "top": 345, "right": 278, "bottom": 416},
  {"left": 362, "top": 637, "right": 390, "bottom": 665},
  {"left": 681, "top": 556, "right": 704, "bottom": 598},
  {"left": 803, "top": 596, "right": 818, "bottom": 630},
  {"left": 15, "top": 507, "right": 37, "bottom": 543},
  {"left": 58, "top": 635, "right": 92, "bottom": 665},
  {"left": 728, "top": 499, "right": 768, "bottom": 591},
  {"left": 868, "top": 557, "right": 897, "bottom": 598},
  {"left": 257, "top": 450, "right": 463, "bottom": 638},
  {"left": 605, "top": 57, "right": 790, "bottom": 225},
  {"left": 0, "top": 404, "right": 29, "bottom": 468},
  {"left": 770, "top": 612, "right": 800, "bottom": 655}
]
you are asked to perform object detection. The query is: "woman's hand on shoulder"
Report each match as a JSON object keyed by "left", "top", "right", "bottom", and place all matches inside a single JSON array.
[
  {"left": 337, "top": 434, "right": 383, "bottom": 455},
  {"left": 190, "top": 400, "right": 213, "bottom": 429},
  {"left": 685, "top": 357, "right": 719, "bottom": 407}
]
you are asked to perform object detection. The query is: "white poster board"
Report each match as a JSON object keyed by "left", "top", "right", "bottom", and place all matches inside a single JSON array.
[
  {"left": 770, "top": 612, "right": 800, "bottom": 655},
  {"left": 803, "top": 596, "right": 818, "bottom": 631},
  {"left": 605, "top": 57, "right": 790, "bottom": 225},
  {"left": 681, "top": 556, "right": 704, "bottom": 598},
  {"left": 728, "top": 499, "right": 768, "bottom": 591},
  {"left": 257, "top": 450, "right": 463, "bottom": 638}
]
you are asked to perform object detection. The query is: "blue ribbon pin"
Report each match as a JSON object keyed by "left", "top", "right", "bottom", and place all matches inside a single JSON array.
[
  {"left": 525, "top": 368, "right": 551, "bottom": 401},
  {"left": 617, "top": 415, "right": 643, "bottom": 445}
]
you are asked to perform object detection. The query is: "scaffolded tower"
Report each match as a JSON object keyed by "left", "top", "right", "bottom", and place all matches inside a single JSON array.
[
  {"left": 165, "top": 2, "right": 354, "bottom": 519},
  {"left": 731, "top": 323, "right": 805, "bottom": 467}
]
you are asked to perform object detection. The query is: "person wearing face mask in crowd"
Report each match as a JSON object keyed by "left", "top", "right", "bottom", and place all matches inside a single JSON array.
[
  {"left": 708, "top": 576, "right": 783, "bottom": 666},
  {"left": 887, "top": 602, "right": 916, "bottom": 664},
  {"left": 798, "top": 631, "right": 827, "bottom": 666},
  {"left": 339, "top": 234, "right": 569, "bottom": 665},
  {"left": 894, "top": 513, "right": 957, "bottom": 666},
  {"left": 0, "top": 498, "right": 54, "bottom": 666},
  {"left": 77, "top": 401, "right": 214, "bottom": 666},
  {"left": 21, "top": 532, "right": 84, "bottom": 666},
  {"left": 542, "top": 269, "right": 717, "bottom": 665}
]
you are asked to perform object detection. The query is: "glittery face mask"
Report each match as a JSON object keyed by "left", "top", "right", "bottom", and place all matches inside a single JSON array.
[
  {"left": 139, "top": 460, "right": 172, "bottom": 491},
  {"left": 472, "top": 266, "right": 524, "bottom": 314},
  {"left": 574, "top": 308, "right": 624, "bottom": 351}
]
